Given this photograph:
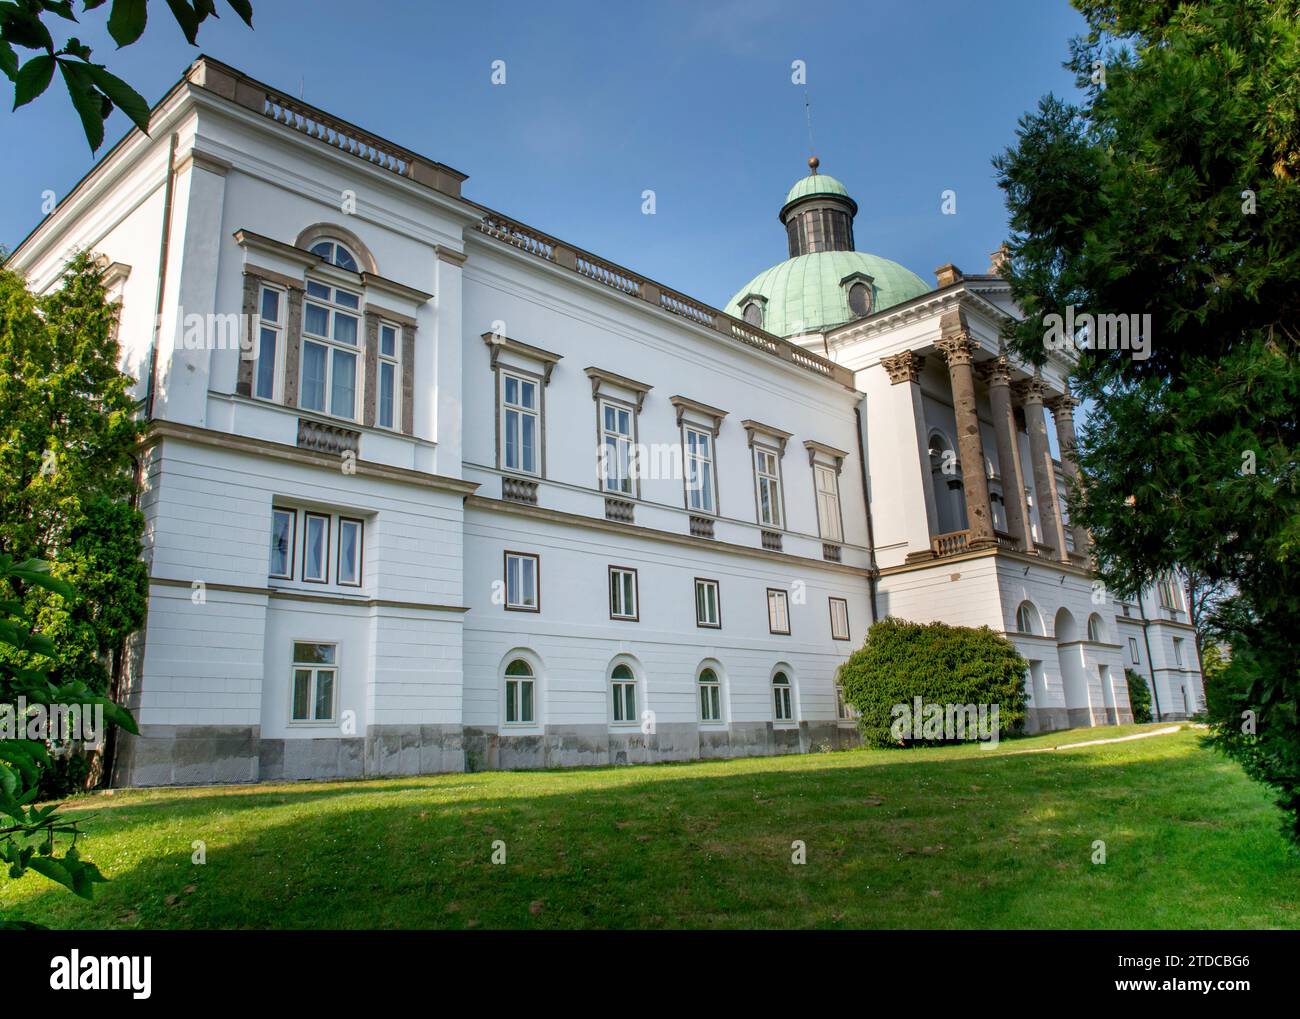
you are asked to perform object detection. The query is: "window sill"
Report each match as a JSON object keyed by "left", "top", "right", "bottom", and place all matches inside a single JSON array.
[{"left": 287, "top": 721, "right": 339, "bottom": 730}]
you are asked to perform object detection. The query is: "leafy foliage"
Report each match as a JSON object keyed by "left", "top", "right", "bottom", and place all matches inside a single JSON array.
[
  {"left": 0, "top": 554, "right": 137, "bottom": 927},
  {"left": 995, "top": 0, "right": 1300, "bottom": 844},
  {"left": 0, "top": 253, "right": 147, "bottom": 695},
  {"left": 2, "top": 0, "right": 254, "bottom": 150},
  {"left": 1124, "top": 668, "right": 1153, "bottom": 724},
  {"left": 837, "top": 617, "right": 1028, "bottom": 748}
]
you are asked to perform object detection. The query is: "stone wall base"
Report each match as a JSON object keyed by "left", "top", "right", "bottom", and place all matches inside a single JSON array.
[{"left": 112, "top": 720, "right": 863, "bottom": 786}]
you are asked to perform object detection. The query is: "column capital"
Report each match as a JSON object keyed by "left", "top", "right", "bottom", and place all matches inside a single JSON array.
[
  {"left": 975, "top": 355, "right": 1015, "bottom": 387},
  {"left": 1013, "top": 377, "right": 1049, "bottom": 405},
  {"left": 935, "top": 332, "right": 977, "bottom": 367},
  {"left": 1046, "top": 392, "right": 1079, "bottom": 417},
  {"left": 881, "top": 350, "right": 925, "bottom": 385}
]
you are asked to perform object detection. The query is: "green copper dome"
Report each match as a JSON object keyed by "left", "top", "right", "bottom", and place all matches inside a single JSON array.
[
  {"left": 785, "top": 172, "right": 852, "bottom": 207},
  {"left": 725, "top": 250, "right": 930, "bottom": 337},
  {"left": 727, "top": 162, "right": 931, "bottom": 337}
]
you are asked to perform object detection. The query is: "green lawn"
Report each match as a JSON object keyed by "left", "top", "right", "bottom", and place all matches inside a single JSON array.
[{"left": 2, "top": 724, "right": 1297, "bottom": 929}]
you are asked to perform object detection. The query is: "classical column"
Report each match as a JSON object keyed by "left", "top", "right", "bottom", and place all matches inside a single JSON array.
[
  {"left": 979, "top": 357, "right": 1033, "bottom": 551},
  {"left": 878, "top": 350, "right": 941, "bottom": 559},
  {"left": 1047, "top": 393, "right": 1090, "bottom": 558},
  {"left": 934, "top": 332, "right": 995, "bottom": 545},
  {"left": 1015, "top": 378, "right": 1069, "bottom": 562}
]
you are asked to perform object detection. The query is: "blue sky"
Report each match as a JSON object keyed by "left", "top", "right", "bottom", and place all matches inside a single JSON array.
[{"left": 3, "top": 0, "right": 1088, "bottom": 309}]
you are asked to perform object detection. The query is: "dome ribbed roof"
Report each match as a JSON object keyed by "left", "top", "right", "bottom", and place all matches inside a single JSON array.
[
  {"left": 784, "top": 173, "right": 851, "bottom": 205},
  {"left": 726, "top": 250, "right": 930, "bottom": 338}
]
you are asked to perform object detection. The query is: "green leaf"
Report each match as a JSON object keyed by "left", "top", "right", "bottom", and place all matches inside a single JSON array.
[
  {"left": 11, "top": 53, "right": 54, "bottom": 109},
  {"left": 26, "top": 856, "right": 80, "bottom": 896},
  {"left": 58, "top": 58, "right": 105, "bottom": 149},
  {"left": 106, "top": 0, "right": 147, "bottom": 47},
  {"left": 8, "top": 559, "right": 74, "bottom": 599},
  {"left": 84, "top": 62, "right": 148, "bottom": 132},
  {"left": 164, "top": 0, "right": 200, "bottom": 44},
  {"left": 224, "top": 0, "right": 253, "bottom": 27},
  {"left": 0, "top": 38, "right": 17, "bottom": 79}
]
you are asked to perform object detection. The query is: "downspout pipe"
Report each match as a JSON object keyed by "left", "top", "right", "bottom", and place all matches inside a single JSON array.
[
  {"left": 854, "top": 402, "right": 879, "bottom": 626},
  {"left": 1138, "top": 594, "right": 1162, "bottom": 722}
]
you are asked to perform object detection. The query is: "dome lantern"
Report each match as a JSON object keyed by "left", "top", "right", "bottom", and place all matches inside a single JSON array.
[{"left": 779, "top": 159, "right": 859, "bottom": 259}]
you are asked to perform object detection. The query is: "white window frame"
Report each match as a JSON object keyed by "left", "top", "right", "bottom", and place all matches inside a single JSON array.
[
  {"left": 300, "top": 279, "right": 362, "bottom": 421},
  {"left": 1128, "top": 637, "right": 1140, "bottom": 664},
  {"left": 829, "top": 596, "right": 850, "bottom": 641},
  {"left": 504, "top": 551, "right": 540, "bottom": 612},
  {"left": 767, "top": 588, "right": 791, "bottom": 635},
  {"left": 813, "top": 462, "right": 844, "bottom": 542},
  {"left": 376, "top": 321, "right": 402, "bottom": 431},
  {"left": 754, "top": 444, "right": 783, "bottom": 529},
  {"left": 610, "top": 663, "right": 638, "bottom": 726},
  {"left": 1172, "top": 637, "right": 1184, "bottom": 667},
  {"left": 694, "top": 577, "right": 720, "bottom": 629},
  {"left": 609, "top": 566, "right": 639, "bottom": 621},
  {"left": 336, "top": 517, "right": 363, "bottom": 588},
  {"left": 503, "top": 658, "right": 536, "bottom": 726},
  {"left": 269, "top": 506, "right": 295, "bottom": 580},
  {"left": 254, "top": 283, "right": 285, "bottom": 402},
  {"left": 698, "top": 667, "right": 723, "bottom": 724},
  {"left": 302, "top": 512, "right": 330, "bottom": 584},
  {"left": 290, "top": 641, "right": 338, "bottom": 724},
  {"left": 772, "top": 671, "right": 795, "bottom": 723},
  {"left": 684, "top": 425, "right": 716, "bottom": 515},
  {"left": 501, "top": 370, "right": 541, "bottom": 476},
  {"left": 599, "top": 398, "right": 635, "bottom": 495},
  {"left": 309, "top": 239, "right": 360, "bottom": 272}
]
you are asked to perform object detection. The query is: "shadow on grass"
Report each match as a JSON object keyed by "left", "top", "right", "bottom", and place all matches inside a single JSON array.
[{"left": 7, "top": 732, "right": 1298, "bottom": 931}]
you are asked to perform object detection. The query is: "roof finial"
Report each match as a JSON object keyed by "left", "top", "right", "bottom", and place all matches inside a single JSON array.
[{"left": 808, "top": 155, "right": 820, "bottom": 174}]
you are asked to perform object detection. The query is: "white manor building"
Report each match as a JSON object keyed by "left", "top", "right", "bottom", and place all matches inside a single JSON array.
[{"left": 9, "top": 58, "right": 1204, "bottom": 785}]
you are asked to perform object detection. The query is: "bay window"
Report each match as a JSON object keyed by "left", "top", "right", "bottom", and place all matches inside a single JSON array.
[{"left": 301, "top": 279, "right": 361, "bottom": 420}]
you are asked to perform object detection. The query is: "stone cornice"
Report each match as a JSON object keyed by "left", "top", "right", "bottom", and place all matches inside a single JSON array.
[
  {"left": 465, "top": 494, "right": 872, "bottom": 577},
  {"left": 143, "top": 419, "right": 479, "bottom": 496},
  {"left": 670, "top": 395, "right": 728, "bottom": 434}
]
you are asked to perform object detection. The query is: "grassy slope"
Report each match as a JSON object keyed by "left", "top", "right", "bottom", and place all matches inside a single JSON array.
[{"left": 2, "top": 724, "right": 1296, "bottom": 929}]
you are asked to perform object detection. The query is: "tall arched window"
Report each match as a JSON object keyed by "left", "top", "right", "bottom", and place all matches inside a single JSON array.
[
  {"left": 772, "top": 670, "right": 794, "bottom": 722},
  {"left": 698, "top": 667, "right": 722, "bottom": 722},
  {"left": 1087, "top": 613, "right": 1105, "bottom": 643},
  {"left": 310, "top": 239, "right": 360, "bottom": 272},
  {"left": 504, "top": 658, "right": 535, "bottom": 724},
  {"left": 1016, "top": 601, "right": 1041, "bottom": 635},
  {"left": 610, "top": 664, "right": 637, "bottom": 724},
  {"left": 928, "top": 433, "right": 967, "bottom": 533}
]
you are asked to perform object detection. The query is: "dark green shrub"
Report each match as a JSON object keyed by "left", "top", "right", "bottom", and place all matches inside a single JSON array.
[
  {"left": 837, "top": 617, "right": 1028, "bottom": 747},
  {"left": 1125, "top": 669, "right": 1153, "bottom": 724}
]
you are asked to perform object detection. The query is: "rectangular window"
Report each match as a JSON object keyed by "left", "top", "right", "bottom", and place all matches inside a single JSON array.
[
  {"left": 502, "top": 372, "right": 540, "bottom": 474},
  {"left": 504, "top": 551, "right": 539, "bottom": 611},
  {"left": 694, "top": 578, "right": 720, "bottom": 628},
  {"left": 300, "top": 280, "right": 360, "bottom": 420},
  {"left": 303, "top": 512, "right": 330, "bottom": 584},
  {"left": 504, "top": 667, "right": 535, "bottom": 725},
  {"left": 814, "top": 463, "right": 843, "bottom": 542},
  {"left": 611, "top": 673, "right": 637, "bottom": 724},
  {"left": 377, "top": 323, "right": 401, "bottom": 430},
  {"left": 699, "top": 671, "right": 722, "bottom": 723},
  {"left": 269, "top": 507, "right": 295, "bottom": 579},
  {"left": 1172, "top": 637, "right": 1184, "bottom": 667},
  {"left": 773, "top": 676, "right": 794, "bottom": 722},
  {"left": 829, "top": 597, "right": 850, "bottom": 641},
  {"left": 1128, "top": 636, "right": 1140, "bottom": 664},
  {"left": 600, "top": 399, "right": 634, "bottom": 495},
  {"left": 755, "top": 446, "right": 783, "bottom": 528},
  {"left": 767, "top": 588, "right": 790, "bottom": 635},
  {"left": 609, "top": 566, "right": 638, "bottom": 621},
  {"left": 1158, "top": 574, "right": 1180, "bottom": 611},
  {"left": 291, "top": 642, "right": 337, "bottom": 723},
  {"left": 684, "top": 426, "right": 715, "bottom": 514},
  {"left": 255, "top": 285, "right": 284, "bottom": 401},
  {"left": 337, "top": 517, "right": 363, "bottom": 587}
]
